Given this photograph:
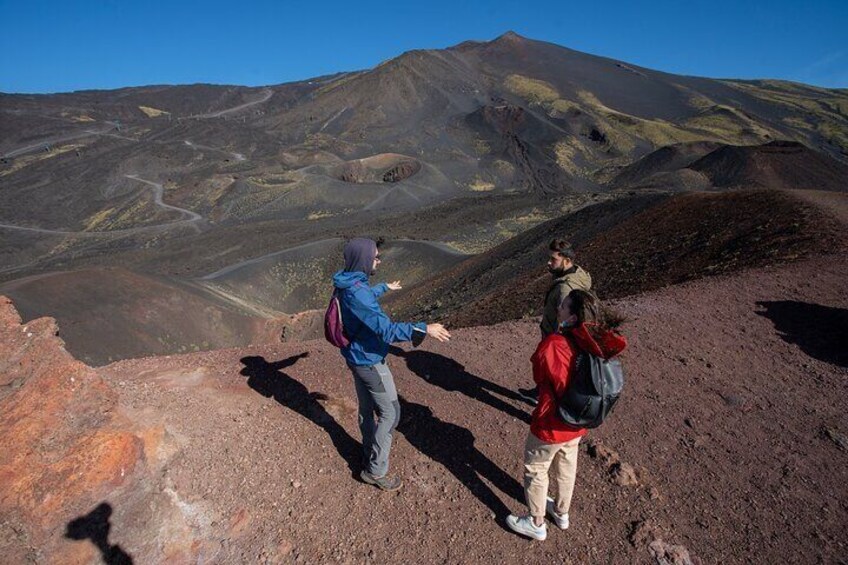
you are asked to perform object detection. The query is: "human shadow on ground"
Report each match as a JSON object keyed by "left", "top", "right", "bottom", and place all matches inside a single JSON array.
[
  {"left": 391, "top": 347, "right": 531, "bottom": 423},
  {"left": 239, "top": 353, "right": 362, "bottom": 474},
  {"left": 756, "top": 301, "right": 848, "bottom": 367},
  {"left": 397, "top": 396, "right": 524, "bottom": 522},
  {"left": 65, "top": 502, "right": 133, "bottom": 565}
]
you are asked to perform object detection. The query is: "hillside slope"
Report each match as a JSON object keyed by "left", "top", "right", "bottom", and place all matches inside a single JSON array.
[
  {"left": 386, "top": 189, "right": 847, "bottom": 327},
  {"left": 2, "top": 32, "right": 847, "bottom": 275}
]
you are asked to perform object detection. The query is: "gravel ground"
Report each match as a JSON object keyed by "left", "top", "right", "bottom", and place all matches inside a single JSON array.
[{"left": 86, "top": 252, "right": 848, "bottom": 564}]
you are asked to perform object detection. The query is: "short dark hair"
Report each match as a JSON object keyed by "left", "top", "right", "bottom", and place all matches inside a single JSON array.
[{"left": 549, "top": 239, "right": 575, "bottom": 260}]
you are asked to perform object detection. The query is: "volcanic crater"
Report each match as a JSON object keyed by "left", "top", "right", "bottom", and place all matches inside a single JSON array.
[{"left": 332, "top": 153, "right": 422, "bottom": 184}]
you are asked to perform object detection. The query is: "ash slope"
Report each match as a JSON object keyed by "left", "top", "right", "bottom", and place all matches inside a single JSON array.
[{"left": 2, "top": 31, "right": 847, "bottom": 273}]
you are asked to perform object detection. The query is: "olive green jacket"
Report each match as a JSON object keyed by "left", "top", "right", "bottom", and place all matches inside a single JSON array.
[{"left": 539, "top": 266, "right": 592, "bottom": 336}]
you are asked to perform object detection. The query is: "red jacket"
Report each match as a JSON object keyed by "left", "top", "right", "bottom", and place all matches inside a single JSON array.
[{"left": 530, "top": 323, "right": 627, "bottom": 444}]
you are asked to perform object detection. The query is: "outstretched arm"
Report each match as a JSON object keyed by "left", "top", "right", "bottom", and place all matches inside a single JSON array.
[{"left": 349, "top": 287, "right": 425, "bottom": 343}]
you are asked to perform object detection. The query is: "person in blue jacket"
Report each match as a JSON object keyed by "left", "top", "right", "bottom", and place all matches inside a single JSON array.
[{"left": 333, "top": 237, "right": 451, "bottom": 491}]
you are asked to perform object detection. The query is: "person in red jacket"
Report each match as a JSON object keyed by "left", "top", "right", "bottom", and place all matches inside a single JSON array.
[{"left": 507, "top": 289, "right": 627, "bottom": 540}]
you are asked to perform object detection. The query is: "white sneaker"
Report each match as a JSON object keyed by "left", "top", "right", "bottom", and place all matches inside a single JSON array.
[
  {"left": 546, "top": 497, "right": 569, "bottom": 529},
  {"left": 506, "top": 514, "right": 547, "bottom": 540}
]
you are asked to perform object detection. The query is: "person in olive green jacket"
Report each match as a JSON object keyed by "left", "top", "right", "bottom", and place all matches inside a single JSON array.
[{"left": 518, "top": 239, "right": 592, "bottom": 405}]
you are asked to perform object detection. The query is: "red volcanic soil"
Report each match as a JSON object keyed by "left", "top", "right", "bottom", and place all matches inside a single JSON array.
[
  {"left": 386, "top": 189, "right": 847, "bottom": 329},
  {"left": 2, "top": 251, "right": 846, "bottom": 563}
]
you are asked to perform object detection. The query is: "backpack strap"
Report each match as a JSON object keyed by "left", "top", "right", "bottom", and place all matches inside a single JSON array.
[{"left": 336, "top": 281, "right": 364, "bottom": 323}]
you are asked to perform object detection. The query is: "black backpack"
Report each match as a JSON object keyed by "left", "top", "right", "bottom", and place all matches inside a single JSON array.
[{"left": 557, "top": 350, "right": 624, "bottom": 429}]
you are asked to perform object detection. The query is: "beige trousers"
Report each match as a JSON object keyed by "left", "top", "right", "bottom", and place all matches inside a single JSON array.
[{"left": 523, "top": 432, "right": 581, "bottom": 518}]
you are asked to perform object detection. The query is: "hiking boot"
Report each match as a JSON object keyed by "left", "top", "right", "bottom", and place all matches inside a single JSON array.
[
  {"left": 360, "top": 470, "right": 402, "bottom": 492},
  {"left": 546, "top": 497, "right": 569, "bottom": 529},
  {"left": 506, "top": 514, "right": 547, "bottom": 541},
  {"left": 518, "top": 386, "right": 539, "bottom": 406}
]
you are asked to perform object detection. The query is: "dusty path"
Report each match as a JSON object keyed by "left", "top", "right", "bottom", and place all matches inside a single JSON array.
[
  {"left": 787, "top": 189, "right": 848, "bottom": 225},
  {"left": 123, "top": 175, "right": 203, "bottom": 222},
  {"left": 199, "top": 238, "right": 344, "bottom": 281},
  {"left": 198, "top": 238, "right": 468, "bottom": 282},
  {"left": 1, "top": 122, "right": 119, "bottom": 158},
  {"left": 0, "top": 175, "right": 201, "bottom": 237},
  {"left": 193, "top": 89, "right": 273, "bottom": 119},
  {"left": 183, "top": 140, "right": 246, "bottom": 162}
]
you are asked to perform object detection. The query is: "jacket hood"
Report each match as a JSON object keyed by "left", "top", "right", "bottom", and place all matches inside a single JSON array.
[
  {"left": 333, "top": 270, "right": 368, "bottom": 289},
  {"left": 343, "top": 238, "right": 377, "bottom": 275},
  {"left": 553, "top": 265, "right": 591, "bottom": 287},
  {"left": 568, "top": 322, "right": 627, "bottom": 359}
]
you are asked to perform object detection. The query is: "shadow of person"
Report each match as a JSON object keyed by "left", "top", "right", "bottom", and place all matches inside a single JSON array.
[
  {"left": 392, "top": 347, "right": 531, "bottom": 423},
  {"left": 397, "top": 397, "right": 524, "bottom": 522},
  {"left": 756, "top": 301, "right": 848, "bottom": 367},
  {"left": 239, "top": 353, "right": 362, "bottom": 474},
  {"left": 65, "top": 502, "right": 133, "bottom": 565}
]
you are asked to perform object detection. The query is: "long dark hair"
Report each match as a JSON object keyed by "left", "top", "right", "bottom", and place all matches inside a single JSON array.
[{"left": 564, "top": 289, "right": 625, "bottom": 334}]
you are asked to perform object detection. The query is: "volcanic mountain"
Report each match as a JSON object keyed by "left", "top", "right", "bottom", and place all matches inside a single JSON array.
[
  {"left": 1, "top": 31, "right": 847, "bottom": 361},
  {"left": 2, "top": 31, "right": 848, "bottom": 564}
]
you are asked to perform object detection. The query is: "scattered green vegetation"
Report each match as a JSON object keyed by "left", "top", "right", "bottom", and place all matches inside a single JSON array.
[
  {"left": 313, "top": 72, "right": 361, "bottom": 97},
  {"left": 554, "top": 139, "right": 582, "bottom": 176},
  {"left": 0, "top": 143, "right": 85, "bottom": 177},
  {"left": 548, "top": 99, "right": 581, "bottom": 115},
  {"left": 491, "top": 159, "right": 516, "bottom": 178},
  {"left": 504, "top": 74, "right": 559, "bottom": 106},
  {"left": 472, "top": 138, "right": 490, "bottom": 156},
  {"left": 84, "top": 208, "right": 116, "bottom": 231},
  {"left": 782, "top": 116, "right": 813, "bottom": 131},
  {"left": 248, "top": 174, "right": 295, "bottom": 188},
  {"left": 306, "top": 210, "right": 335, "bottom": 220},
  {"left": 684, "top": 105, "right": 774, "bottom": 142},
  {"left": 818, "top": 122, "right": 848, "bottom": 152}
]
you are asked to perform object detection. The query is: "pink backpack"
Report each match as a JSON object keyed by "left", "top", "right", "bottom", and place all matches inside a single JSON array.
[{"left": 324, "top": 283, "right": 361, "bottom": 348}]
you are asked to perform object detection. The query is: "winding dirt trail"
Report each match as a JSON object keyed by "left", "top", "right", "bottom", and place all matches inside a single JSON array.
[
  {"left": 198, "top": 238, "right": 468, "bottom": 282},
  {"left": 0, "top": 175, "right": 202, "bottom": 237},
  {"left": 1, "top": 122, "right": 120, "bottom": 159},
  {"left": 183, "top": 140, "right": 245, "bottom": 162},
  {"left": 199, "top": 239, "right": 343, "bottom": 281},
  {"left": 193, "top": 89, "right": 273, "bottom": 119},
  {"left": 122, "top": 175, "right": 203, "bottom": 222}
]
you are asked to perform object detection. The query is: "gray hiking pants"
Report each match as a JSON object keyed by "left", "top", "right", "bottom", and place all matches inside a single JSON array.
[{"left": 349, "top": 360, "right": 400, "bottom": 478}]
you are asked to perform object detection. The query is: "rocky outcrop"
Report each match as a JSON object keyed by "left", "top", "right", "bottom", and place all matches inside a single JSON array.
[
  {"left": 0, "top": 297, "right": 213, "bottom": 563},
  {"left": 0, "top": 297, "right": 142, "bottom": 562}
]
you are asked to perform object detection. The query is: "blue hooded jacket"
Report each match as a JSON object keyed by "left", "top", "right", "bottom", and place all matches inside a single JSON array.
[{"left": 332, "top": 269, "right": 426, "bottom": 366}]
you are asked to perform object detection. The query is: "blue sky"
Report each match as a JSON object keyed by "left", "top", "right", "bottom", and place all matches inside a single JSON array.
[{"left": 1, "top": 0, "right": 846, "bottom": 93}]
